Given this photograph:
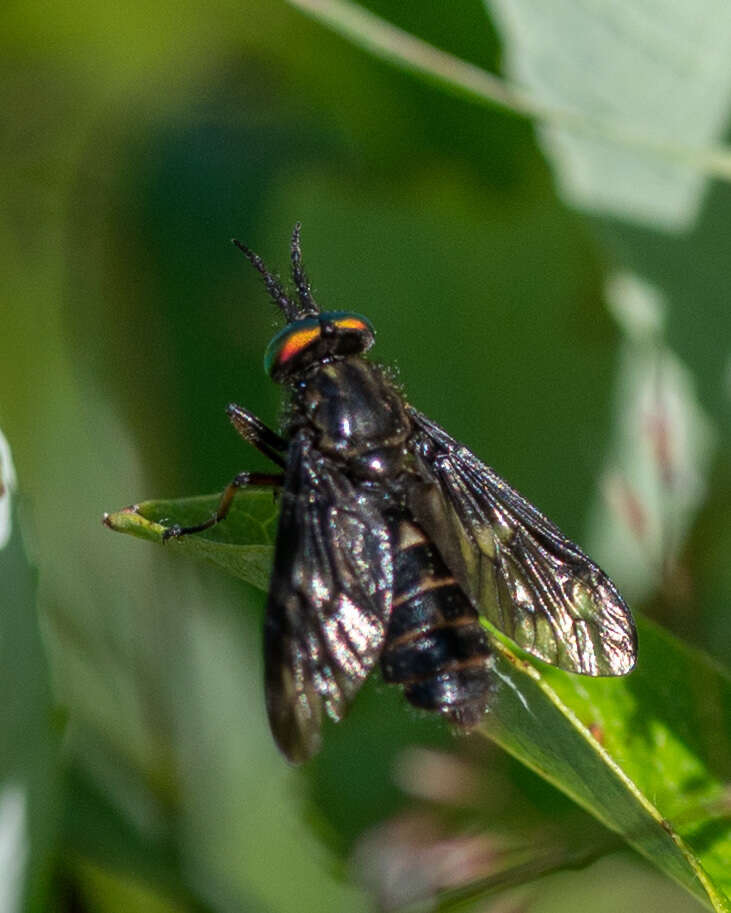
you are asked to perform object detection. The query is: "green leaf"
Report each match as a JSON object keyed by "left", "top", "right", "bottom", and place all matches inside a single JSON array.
[
  {"left": 485, "top": 625, "right": 730, "bottom": 912},
  {"left": 105, "top": 490, "right": 730, "bottom": 910},
  {"left": 104, "top": 491, "right": 278, "bottom": 591}
]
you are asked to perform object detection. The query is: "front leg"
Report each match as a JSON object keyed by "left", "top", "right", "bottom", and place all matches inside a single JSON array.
[
  {"left": 227, "top": 403, "right": 287, "bottom": 468},
  {"left": 163, "top": 471, "right": 283, "bottom": 541}
]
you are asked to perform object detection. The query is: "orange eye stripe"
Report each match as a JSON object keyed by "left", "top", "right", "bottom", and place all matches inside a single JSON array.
[
  {"left": 333, "top": 317, "right": 367, "bottom": 330},
  {"left": 278, "top": 326, "right": 321, "bottom": 364},
  {"left": 276, "top": 318, "right": 369, "bottom": 366}
]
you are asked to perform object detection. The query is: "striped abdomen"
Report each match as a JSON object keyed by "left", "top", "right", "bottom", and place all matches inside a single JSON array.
[{"left": 380, "top": 514, "right": 494, "bottom": 728}]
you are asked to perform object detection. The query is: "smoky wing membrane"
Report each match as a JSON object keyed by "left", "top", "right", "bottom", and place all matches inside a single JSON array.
[
  {"left": 265, "top": 431, "right": 393, "bottom": 763},
  {"left": 407, "top": 409, "right": 637, "bottom": 677}
]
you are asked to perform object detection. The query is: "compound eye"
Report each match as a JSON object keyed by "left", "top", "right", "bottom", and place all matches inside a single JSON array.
[
  {"left": 330, "top": 315, "right": 373, "bottom": 334},
  {"left": 264, "top": 311, "right": 375, "bottom": 379},
  {"left": 264, "top": 317, "right": 321, "bottom": 377},
  {"left": 277, "top": 326, "right": 321, "bottom": 365}
]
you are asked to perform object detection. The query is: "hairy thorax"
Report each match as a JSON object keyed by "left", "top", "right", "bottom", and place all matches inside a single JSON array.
[{"left": 296, "top": 358, "right": 411, "bottom": 480}]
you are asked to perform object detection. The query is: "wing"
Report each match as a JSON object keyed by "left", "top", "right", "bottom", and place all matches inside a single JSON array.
[
  {"left": 406, "top": 409, "right": 637, "bottom": 677},
  {"left": 265, "top": 430, "right": 393, "bottom": 763}
]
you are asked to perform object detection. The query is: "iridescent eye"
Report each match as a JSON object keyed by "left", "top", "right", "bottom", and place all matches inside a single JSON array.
[
  {"left": 263, "top": 319, "right": 320, "bottom": 376},
  {"left": 264, "top": 311, "right": 375, "bottom": 378}
]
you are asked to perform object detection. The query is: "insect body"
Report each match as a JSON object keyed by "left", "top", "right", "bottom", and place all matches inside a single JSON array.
[{"left": 165, "top": 226, "right": 637, "bottom": 763}]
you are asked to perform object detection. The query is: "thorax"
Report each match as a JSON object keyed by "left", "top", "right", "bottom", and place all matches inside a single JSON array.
[{"left": 291, "top": 357, "right": 411, "bottom": 480}]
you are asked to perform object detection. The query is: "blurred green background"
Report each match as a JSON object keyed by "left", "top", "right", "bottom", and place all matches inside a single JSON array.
[{"left": 1, "top": 1, "right": 729, "bottom": 911}]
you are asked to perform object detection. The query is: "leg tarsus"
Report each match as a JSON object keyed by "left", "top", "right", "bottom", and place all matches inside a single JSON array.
[{"left": 162, "top": 471, "right": 283, "bottom": 542}]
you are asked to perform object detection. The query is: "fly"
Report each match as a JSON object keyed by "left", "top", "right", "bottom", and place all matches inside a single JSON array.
[{"left": 164, "top": 225, "right": 637, "bottom": 763}]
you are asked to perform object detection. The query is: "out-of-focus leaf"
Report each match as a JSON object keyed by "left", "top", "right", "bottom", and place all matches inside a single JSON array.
[
  {"left": 0, "top": 428, "right": 17, "bottom": 549},
  {"left": 71, "top": 859, "right": 190, "bottom": 913},
  {"left": 0, "top": 436, "right": 62, "bottom": 913},
  {"left": 63, "top": 749, "right": 182, "bottom": 899},
  {"left": 588, "top": 272, "right": 717, "bottom": 603},
  {"left": 286, "top": 0, "right": 731, "bottom": 230},
  {"left": 486, "top": 0, "right": 731, "bottom": 230},
  {"left": 106, "top": 489, "right": 730, "bottom": 910},
  {"left": 63, "top": 745, "right": 264, "bottom": 913}
]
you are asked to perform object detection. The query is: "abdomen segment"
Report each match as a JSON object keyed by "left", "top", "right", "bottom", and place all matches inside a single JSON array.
[{"left": 380, "top": 514, "right": 494, "bottom": 728}]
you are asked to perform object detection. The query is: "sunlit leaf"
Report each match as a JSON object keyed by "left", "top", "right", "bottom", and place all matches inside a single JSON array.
[{"left": 485, "top": 624, "right": 730, "bottom": 912}]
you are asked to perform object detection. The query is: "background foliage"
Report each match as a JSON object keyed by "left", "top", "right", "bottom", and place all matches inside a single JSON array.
[{"left": 1, "top": 1, "right": 729, "bottom": 911}]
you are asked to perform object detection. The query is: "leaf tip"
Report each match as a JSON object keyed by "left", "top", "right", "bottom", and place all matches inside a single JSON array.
[{"left": 103, "top": 505, "right": 166, "bottom": 543}]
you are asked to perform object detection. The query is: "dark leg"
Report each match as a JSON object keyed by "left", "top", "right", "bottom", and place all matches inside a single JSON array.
[
  {"left": 162, "top": 471, "right": 283, "bottom": 541},
  {"left": 227, "top": 403, "right": 287, "bottom": 468}
]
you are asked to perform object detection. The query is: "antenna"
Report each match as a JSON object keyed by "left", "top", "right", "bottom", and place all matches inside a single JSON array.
[
  {"left": 290, "top": 222, "right": 319, "bottom": 316},
  {"left": 232, "top": 238, "right": 298, "bottom": 322},
  {"left": 233, "top": 225, "right": 320, "bottom": 321}
]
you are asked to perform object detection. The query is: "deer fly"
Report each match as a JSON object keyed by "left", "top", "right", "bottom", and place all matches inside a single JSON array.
[{"left": 164, "top": 225, "right": 637, "bottom": 763}]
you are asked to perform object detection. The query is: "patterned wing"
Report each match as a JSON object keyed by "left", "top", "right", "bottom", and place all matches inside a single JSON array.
[
  {"left": 265, "top": 430, "right": 393, "bottom": 762},
  {"left": 407, "top": 409, "right": 637, "bottom": 677}
]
